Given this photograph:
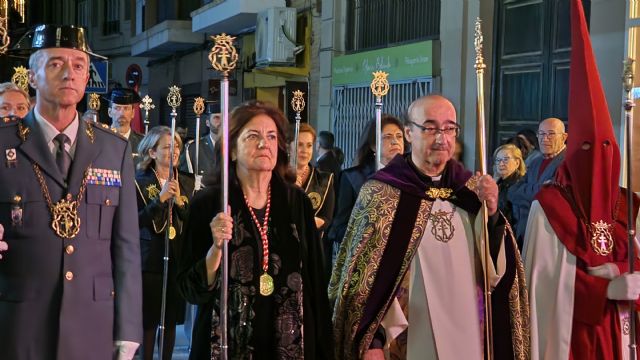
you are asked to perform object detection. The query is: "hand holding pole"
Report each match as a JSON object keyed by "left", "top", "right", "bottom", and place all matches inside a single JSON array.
[
  {"left": 209, "top": 33, "right": 238, "bottom": 360},
  {"left": 474, "top": 17, "right": 494, "bottom": 360}
]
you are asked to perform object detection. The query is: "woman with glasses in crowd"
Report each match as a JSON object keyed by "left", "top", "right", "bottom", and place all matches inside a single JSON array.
[
  {"left": 493, "top": 143, "right": 526, "bottom": 249},
  {"left": 135, "top": 126, "right": 194, "bottom": 360},
  {"left": 177, "top": 100, "right": 333, "bottom": 359},
  {"left": 327, "top": 114, "right": 404, "bottom": 263}
]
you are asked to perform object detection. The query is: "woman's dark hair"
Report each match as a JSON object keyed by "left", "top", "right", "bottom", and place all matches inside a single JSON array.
[
  {"left": 506, "top": 135, "right": 532, "bottom": 160},
  {"left": 211, "top": 100, "right": 293, "bottom": 182},
  {"left": 354, "top": 114, "right": 404, "bottom": 166},
  {"left": 516, "top": 128, "right": 539, "bottom": 151}
]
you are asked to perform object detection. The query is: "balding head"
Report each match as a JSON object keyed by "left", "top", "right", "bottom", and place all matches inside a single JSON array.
[
  {"left": 537, "top": 117, "right": 567, "bottom": 157},
  {"left": 405, "top": 94, "right": 458, "bottom": 176},
  {"left": 407, "top": 95, "right": 457, "bottom": 126}
]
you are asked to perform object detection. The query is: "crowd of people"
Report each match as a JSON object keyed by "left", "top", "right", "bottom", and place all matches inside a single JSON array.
[{"left": 1, "top": 2, "right": 640, "bottom": 358}]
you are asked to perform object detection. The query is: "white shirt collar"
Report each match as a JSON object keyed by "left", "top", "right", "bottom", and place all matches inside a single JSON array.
[
  {"left": 111, "top": 126, "right": 131, "bottom": 139},
  {"left": 34, "top": 108, "right": 79, "bottom": 157}
]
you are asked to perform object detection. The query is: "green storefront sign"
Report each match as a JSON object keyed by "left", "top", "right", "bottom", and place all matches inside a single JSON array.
[{"left": 332, "top": 41, "right": 434, "bottom": 86}]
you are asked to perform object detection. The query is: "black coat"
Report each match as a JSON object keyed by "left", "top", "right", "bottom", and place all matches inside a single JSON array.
[
  {"left": 178, "top": 134, "right": 217, "bottom": 177},
  {"left": 0, "top": 113, "right": 142, "bottom": 360},
  {"left": 316, "top": 150, "right": 341, "bottom": 176},
  {"left": 177, "top": 169, "right": 334, "bottom": 360}
]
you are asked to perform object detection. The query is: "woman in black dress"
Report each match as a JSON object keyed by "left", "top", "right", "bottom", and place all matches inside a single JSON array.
[
  {"left": 291, "top": 123, "right": 335, "bottom": 234},
  {"left": 135, "top": 126, "right": 194, "bottom": 360},
  {"left": 177, "top": 100, "right": 333, "bottom": 359}
]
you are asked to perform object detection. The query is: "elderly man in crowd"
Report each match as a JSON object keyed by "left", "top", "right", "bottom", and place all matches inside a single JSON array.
[
  {"left": 509, "top": 117, "right": 567, "bottom": 243},
  {"left": 330, "top": 94, "right": 529, "bottom": 360}
]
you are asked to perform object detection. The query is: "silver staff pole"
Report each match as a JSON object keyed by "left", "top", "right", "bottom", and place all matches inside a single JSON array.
[
  {"left": 209, "top": 33, "right": 238, "bottom": 360},
  {"left": 88, "top": 93, "right": 100, "bottom": 123},
  {"left": 140, "top": 95, "right": 155, "bottom": 134},
  {"left": 193, "top": 97, "right": 206, "bottom": 176},
  {"left": 158, "top": 85, "right": 181, "bottom": 360},
  {"left": 474, "top": 18, "right": 494, "bottom": 360},
  {"left": 370, "top": 71, "right": 389, "bottom": 171},
  {"left": 623, "top": 58, "right": 637, "bottom": 360},
  {"left": 290, "top": 90, "right": 306, "bottom": 171}
]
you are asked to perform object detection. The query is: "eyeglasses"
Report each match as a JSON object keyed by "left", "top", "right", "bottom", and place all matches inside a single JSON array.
[
  {"left": 537, "top": 132, "right": 562, "bottom": 139},
  {"left": 495, "top": 157, "right": 513, "bottom": 164},
  {"left": 409, "top": 121, "right": 460, "bottom": 137}
]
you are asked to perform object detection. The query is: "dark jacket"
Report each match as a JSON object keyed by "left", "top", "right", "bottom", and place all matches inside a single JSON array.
[
  {"left": 508, "top": 149, "right": 566, "bottom": 240},
  {"left": 0, "top": 112, "right": 142, "bottom": 360},
  {"left": 316, "top": 150, "right": 341, "bottom": 176},
  {"left": 327, "top": 160, "right": 376, "bottom": 253},
  {"left": 135, "top": 168, "right": 194, "bottom": 273},
  {"left": 178, "top": 134, "right": 217, "bottom": 177},
  {"left": 177, "top": 168, "right": 334, "bottom": 360}
]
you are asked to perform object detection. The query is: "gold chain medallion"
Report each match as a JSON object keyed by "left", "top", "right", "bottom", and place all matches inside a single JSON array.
[
  {"left": 260, "top": 272, "right": 274, "bottom": 296},
  {"left": 33, "top": 164, "right": 89, "bottom": 239},
  {"left": 590, "top": 220, "right": 614, "bottom": 256},
  {"left": 168, "top": 225, "right": 176, "bottom": 240},
  {"left": 51, "top": 194, "right": 81, "bottom": 239}
]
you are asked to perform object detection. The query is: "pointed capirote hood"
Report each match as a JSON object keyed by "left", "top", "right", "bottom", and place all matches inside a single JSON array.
[{"left": 554, "top": 0, "right": 620, "bottom": 228}]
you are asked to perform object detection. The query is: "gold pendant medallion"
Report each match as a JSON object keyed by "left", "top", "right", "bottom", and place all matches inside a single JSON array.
[
  {"left": 591, "top": 220, "right": 614, "bottom": 256},
  {"left": 51, "top": 194, "right": 81, "bottom": 239},
  {"left": 259, "top": 272, "right": 274, "bottom": 296},
  {"left": 168, "top": 225, "right": 176, "bottom": 240}
]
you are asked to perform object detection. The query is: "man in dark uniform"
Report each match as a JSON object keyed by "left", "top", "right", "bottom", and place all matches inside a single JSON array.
[
  {"left": 108, "top": 87, "right": 144, "bottom": 164},
  {"left": 0, "top": 25, "right": 142, "bottom": 360},
  {"left": 178, "top": 111, "right": 219, "bottom": 190}
]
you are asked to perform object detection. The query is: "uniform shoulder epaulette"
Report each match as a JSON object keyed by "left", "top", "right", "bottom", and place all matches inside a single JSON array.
[{"left": 87, "top": 120, "right": 128, "bottom": 142}]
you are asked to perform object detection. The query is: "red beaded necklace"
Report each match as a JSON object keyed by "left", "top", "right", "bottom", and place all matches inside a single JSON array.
[{"left": 243, "top": 185, "right": 274, "bottom": 296}]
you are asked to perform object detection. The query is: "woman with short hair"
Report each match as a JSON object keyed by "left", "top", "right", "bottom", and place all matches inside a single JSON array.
[{"left": 135, "top": 126, "right": 194, "bottom": 360}]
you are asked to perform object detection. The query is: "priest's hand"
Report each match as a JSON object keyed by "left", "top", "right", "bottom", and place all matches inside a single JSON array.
[
  {"left": 475, "top": 172, "right": 499, "bottom": 216},
  {"left": 606, "top": 273, "right": 640, "bottom": 300},
  {"left": 0, "top": 223, "right": 7, "bottom": 260},
  {"left": 363, "top": 349, "right": 385, "bottom": 360}
]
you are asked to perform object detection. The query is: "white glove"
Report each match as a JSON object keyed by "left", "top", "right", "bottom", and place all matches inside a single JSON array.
[
  {"left": 587, "top": 263, "right": 620, "bottom": 280},
  {"left": 113, "top": 341, "right": 139, "bottom": 360},
  {"left": 607, "top": 273, "right": 640, "bottom": 300}
]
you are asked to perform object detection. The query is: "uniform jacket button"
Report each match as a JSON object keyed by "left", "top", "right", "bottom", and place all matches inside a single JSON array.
[
  {"left": 65, "top": 245, "right": 75, "bottom": 255},
  {"left": 65, "top": 271, "right": 74, "bottom": 281},
  {"left": 105, "top": 198, "right": 111, "bottom": 206}
]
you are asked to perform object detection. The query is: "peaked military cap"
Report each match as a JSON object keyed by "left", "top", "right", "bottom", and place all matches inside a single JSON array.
[
  {"left": 12, "top": 24, "right": 107, "bottom": 59},
  {"left": 107, "top": 88, "right": 142, "bottom": 105}
]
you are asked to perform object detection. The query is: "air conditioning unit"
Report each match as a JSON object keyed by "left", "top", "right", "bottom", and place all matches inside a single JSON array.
[{"left": 255, "top": 7, "right": 301, "bottom": 68}]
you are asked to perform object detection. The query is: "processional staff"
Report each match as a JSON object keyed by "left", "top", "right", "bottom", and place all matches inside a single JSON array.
[
  {"left": 290, "top": 90, "right": 306, "bottom": 170},
  {"left": 140, "top": 95, "right": 155, "bottom": 134},
  {"left": 158, "top": 84, "right": 181, "bottom": 360},
  {"left": 88, "top": 93, "right": 100, "bottom": 122},
  {"left": 623, "top": 58, "right": 637, "bottom": 360},
  {"left": 474, "top": 18, "right": 494, "bottom": 360},
  {"left": 193, "top": 97, "right": 206, "bottom": 177},
  {"left": 208, "top": 33, "right": 238, "bottom": 360},
  {"left": 370, "top": 71, "right": 389, "bottom": 171},
  {"left": 11, "top": 66, "right": 29, "bottom": 93}
]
